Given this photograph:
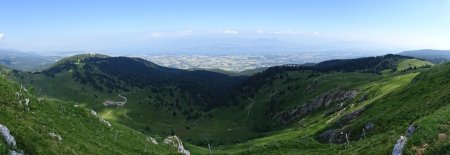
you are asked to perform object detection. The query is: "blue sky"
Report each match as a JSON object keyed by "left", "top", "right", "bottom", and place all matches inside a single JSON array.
[{"left": 0, "top": 0, "right": 449, "bottom": 54}]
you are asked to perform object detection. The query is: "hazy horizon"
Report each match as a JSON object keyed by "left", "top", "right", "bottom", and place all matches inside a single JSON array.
[{"left": 1, "top": 0, "right": 450, "bottom": 55}]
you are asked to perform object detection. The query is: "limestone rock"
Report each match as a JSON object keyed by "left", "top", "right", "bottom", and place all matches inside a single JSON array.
[
  {"left": 0, "top": 124, "right": 16, "bottom": 147},
  {"left": 392, "top": 136, "right": 407, "bottom": 155},
  {"left": 163, "top": 135, "right": 190, "bottom": 155},
  {"left": 406, "top": 124, "right": 415, "bottom": 137},
  {"left": 274, "top": 89, "right": 358, "bottom": 125},
  {"left": 147, "top": 137, "right": 158, "bottom": 144},
  {"left": 49, "top": 132, "right": 63, "bottom": 141},
  {"left": 90, "top": 109, "right": 112, "bottom": 127}
]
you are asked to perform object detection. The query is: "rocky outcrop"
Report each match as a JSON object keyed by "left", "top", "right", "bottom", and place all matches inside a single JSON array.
[
  {"left": 406, "top": 124, "right": 415, "bottom": 137},
  {"left": 338, "top": 106, "right": 368, "bottom": 126},
  {"left": 357, "top": 91, "right": 370, "bottom": 103},
  {"left": 49, "top": 132, "right": 63, "bottom": 141},
  {"left": 318, "top": 129, "right": 340, "bottom": 143},
  {"left": 147, "top": 137, "right": 158, "bottom": 144},
  {"left": 365, "top": 122, "right": 374, "bottom": 131},
  {"left": 319, "top": 121, "right": 375, "bottom": 144},
  {"left": 274, "top": 89, "right": 358, "bottom": 125},
  {"left": 0, "top": 124, "right": 16, "bottom": 147},
  {"left": 317, "top": 129, "right": 352, "bottom": 144},
  {"left": 392, "top": 124, "right": 416, "bottom": 155},
  {"left": 360, "top": 122, "right": 375, "bottom": 139},
  {"left": 9, "top": 150, "right": 24, "bottom": 155},
  {"left": 0, "top": 124, "right": 24, "bottom": 155},
  {"left": 392, "top": 136, "right": 407, "bottom": 155},
  {"left": 163, "top": 135, "right": 190, "bottom": 155}
]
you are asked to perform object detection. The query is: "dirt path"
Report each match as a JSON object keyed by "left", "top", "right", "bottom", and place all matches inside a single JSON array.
[
  {"left": 156, "top": 122, "right": 173, "bottom": 127},
  {"left": 123, "top": 109, "right": 133, "bottom": 120},
  {"left": 118, "top": 92, "right": 129, "bottom": 103}
]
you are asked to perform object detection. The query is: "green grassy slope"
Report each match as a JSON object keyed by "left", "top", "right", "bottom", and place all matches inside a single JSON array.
[
  {"left": 181, "top": 59, "right": 440, "bottom": 154},
  {"left": 335, "top": 63, "right": 448, "bottom": 132},
  {"left": 325, "top": 63, "right": 450, "bottom": 155},
  {"left": 171, "top": 71, "right": 376, "bottom": 146},
  {"left": 217, "top": 63, "right": 447, "bottom": 155},
  {"left": 0, "top": 76, "right": 175, "bottom": 154},
  {"left": 7, "top": 54, "right": 446, "bottom": 155},
  {"left": 399, "top": 49, "right": 450, "bottom": 64},
  {"left": 169, "top": 70, "right": 418, "bottom": 146},
  {"left": 396, "top": 58, "right": 434, "bottom": 71},
  {"left": 408, "top": 103, "right": 450, "bottom": 154},
  {"left": 190, "top": 70, "right": 421, "bottom": 154},
  {"left": 218, "top": 62, "right": 446, "bottom": 155},
  {"left": 201, "top": 55, "right": 425, "bottom": 145}
]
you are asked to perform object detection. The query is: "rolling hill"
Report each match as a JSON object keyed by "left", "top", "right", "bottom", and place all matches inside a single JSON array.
[
  {"left": 39, "top": 54, "right": 244, "bottom": 109},
  {"left": 399, "top": 49, "right": 450, "bottom": 64}
]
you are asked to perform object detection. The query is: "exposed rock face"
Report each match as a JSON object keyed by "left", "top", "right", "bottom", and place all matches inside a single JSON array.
[
  {"left": 317, "top": 129, "right": 352, "bottom": 144},
  {"left": 163, "top": 135, "right": 190, "bottom": 155},
  {"left": 438, "top": 133, "right": 448, "bottom": 142},
  {"left": 338, "top": 106, "right": 368, "bottom": 126},
  {"left": 274, "top": 89, "right": 358, "bottom": 125},
  {"left": 0, "top": 124, "right": 16, "bottom": 147},
  {"left": 360, "top": 122, "right": 375, "bottom": 139},
  {"left": 365, "top": 122, "right": 375, "bottom": 131},
  {"left": 49, "top": 132, "right": 63, "bottom": 141},
  {"left": 392, "top": 125, "right": 416, "bottom": 155},
  {"left": 357, "top": 92, "right": 369, "bottom": 103},
  {"left": 318, "top": 121, "right": 375, "bottom": 144},
  {"left": 392, "top": 136, "right": 407, "bottom": 155},
  {"left": 0, "top": 124, "right": 24, "bottom": 155},
  {"left": 9, "top": 150, "right": 24, "bottom": 155},
  {"left": 147, "top": 137, "right": 158, "bottom": 144},
  {"left": 406, "top": 124, "right": 415, "bottom": 137},
  {"left": 318, "top": 129, "right": 340, "bottom": 143}
]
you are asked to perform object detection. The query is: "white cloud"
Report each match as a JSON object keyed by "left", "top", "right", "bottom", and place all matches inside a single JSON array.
[
  {"left": 0, "top": 33, "right": 4, "bottom": 42},
  {"left": 149, "top": 29, "right": 193, "bottom": 38},
  {"left": 256, "top": 30, "right": 321, "bottom": 37},
  {"left": 208, "top": 29, "right": 240, "bottom": 35},
  {"left": 273, "top": 31, "right": 302, "bottom": 35},
  {"left": 222, "top": 29, "right": 239, "bottom": 35},
  {"left": 150, "top": 32, "right": 165, "bottom": 38},
  {"left": 177, "top": 29, "right": 193, "bottom": 36}
]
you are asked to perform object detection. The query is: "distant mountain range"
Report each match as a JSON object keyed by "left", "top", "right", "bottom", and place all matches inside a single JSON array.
[
  {"left": 0, "top": 49, "right": 61, "bottom": 71},
  {"left": 398, "top": 49, "right": 450, "bottom": 64}
]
